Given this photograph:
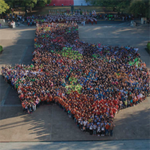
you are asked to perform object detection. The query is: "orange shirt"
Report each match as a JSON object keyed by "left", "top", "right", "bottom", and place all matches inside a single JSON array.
[
  {"left": 41, "top": 97, "right": 44, "bottom": 102},
  {"left": 105, "top": 124, "right": 110, "bottom": 130},
  {"left": 49, "top": 95, "right": 52, "bottom": 101}
]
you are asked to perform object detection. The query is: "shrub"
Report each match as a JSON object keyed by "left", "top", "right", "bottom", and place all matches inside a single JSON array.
[
  {"left": 147, "top": 42, "right": 150, "bottom": 52},
  {"left": 147, "top": 42, "right": 150, "bottom": 54},
  {"left": 0, "top": 45, "right": 3, "bottom": 53}
]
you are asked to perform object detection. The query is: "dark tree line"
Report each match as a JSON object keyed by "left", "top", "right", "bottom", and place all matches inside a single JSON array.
[
  {"left": 86, "top": 0, "right": 150, "bottom": 17},
  {"left": 0, "top": 0, "right": 51, "bottom": 14}
]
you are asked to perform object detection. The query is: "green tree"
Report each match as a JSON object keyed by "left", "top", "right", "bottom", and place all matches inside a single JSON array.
[
  {"left": 5, "top": 0, "right": 15, "bottom": 8},
  {"left": 5, "top": 0, "right": 38, "bottom": 13},
  {"left": 5, "top": 0, "right": 51, "bottom": 13},
  {"left": 37, "top": 0, "right": 51, "bottom": 7},
  {"left": 0, "top": 0, "right": 9, "bottom": 14},
  {"left": 24, "top": 0, "right": 38, "bottom": 12},
  {"left": 86, "top": 0, "right": 132, "bottom": 13},
  {"left": 86, "top": 0, "right": 131, "bottom": 6},
  {"left": 86, "top": 0, "right": 150, "bottom": 17},
  {"left": 129, "top": 0, "right": 150, "bottom": 17}
]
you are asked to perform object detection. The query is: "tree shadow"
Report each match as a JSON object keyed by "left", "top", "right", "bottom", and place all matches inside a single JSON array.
[{"left": 113, "top": 101, "right": 150, "bottom": 140}]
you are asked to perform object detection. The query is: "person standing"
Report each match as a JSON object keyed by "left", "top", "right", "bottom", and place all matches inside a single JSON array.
[
  {"left": 101, "top": 125, "right": 105, "bottom": 136},
  {"left": 109, "top": 121, "right": 115, "bottom": 136},
  {"left": 97, "top": 124, "right": 101, "bottom": 136},
  {"left": 105, "top": 121, "right": 110, "bottom": 136},
  {"left": 89, "top": 123, "right": 93, "bottom": 135},
  {"left": 93, "top": 123, "right": 97, "bottom": 135}
]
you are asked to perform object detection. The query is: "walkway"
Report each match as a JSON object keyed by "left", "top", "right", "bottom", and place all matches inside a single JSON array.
[{"left": 0, "top": 140, "right": 150, "bottom": 150}]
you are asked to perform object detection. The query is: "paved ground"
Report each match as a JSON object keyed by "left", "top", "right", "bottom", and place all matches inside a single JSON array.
[
  {"left": 0, "top": 140, "right": 150, "bottom": 150},
  {"left": 0, "top": 23, "right": 149, "bottom": 142},
  {"left": 0, "top": 27, "right": 35, "bottom": 105}
]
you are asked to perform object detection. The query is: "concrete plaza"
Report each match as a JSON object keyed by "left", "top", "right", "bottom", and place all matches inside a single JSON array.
[
  {"left": 0, "top": 22, "right": 149, "bottom": 143},
  {"left": 0, "top": 140, "right": 150, "bottom": 150}
]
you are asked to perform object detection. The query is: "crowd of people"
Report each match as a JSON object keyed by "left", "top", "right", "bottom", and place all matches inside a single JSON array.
[
  {"left": 2, "top": 10, "right": 139, "bottom": 28},
  {"left": 2, "top": 22, "right": 149, "bottom": 136},
  {"left": 3, "top": 13, "right": 97, "bottom": 27},
  {"left": 38, "top": 14, "right": 97, "bottom": 24},
  {"left": 4, "top": 11, "right": 133, "bottom": 27}
]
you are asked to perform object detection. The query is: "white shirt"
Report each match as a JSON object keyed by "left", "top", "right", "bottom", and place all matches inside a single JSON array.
[
  {"left": 93, "top": 125, "right": 97, "bottom": 130},
  {"left": 97, "top": 126, "right": 101, "bottom": 132},
  {"left": 89, "top": 125, "right": 93, "bottom": 130},
  {"left": 83, "top": 121, "right": 87, "bottom": 126}
]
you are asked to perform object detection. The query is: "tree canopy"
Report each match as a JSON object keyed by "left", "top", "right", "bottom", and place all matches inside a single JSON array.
[
  {"left": 5, "top": 0, "right": 51, "bottom": 10},
  {"left": 86, "top": 0, "right": 150, "bottom": 17},
  {"left": 129, "top": 0, "right": 150, "bottom": 17},
  {"left": 1, "top": 0, "right": 150, "bottom": 18},
  {"left": 0, "top": 0, "right": 9, "bottom": 14},
  {"left": 85, "top": 0, "right": 132, "bottom": 7},
  {"left": 4, "top": 0, "right": 51, "bottom": 14},
  {"left": 85, "top": 0, "right": 132, "bottom": 13}
]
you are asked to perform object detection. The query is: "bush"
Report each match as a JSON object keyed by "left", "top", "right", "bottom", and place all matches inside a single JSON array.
[
  {"left": 0, "top": 45, "right": 3, "bottom": 53},
  {"left": 147, "top": 42, "right": 150, "bottom": 51},
  {"left": 146, "top": 42, "right": 150, "bottom": 54}
]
